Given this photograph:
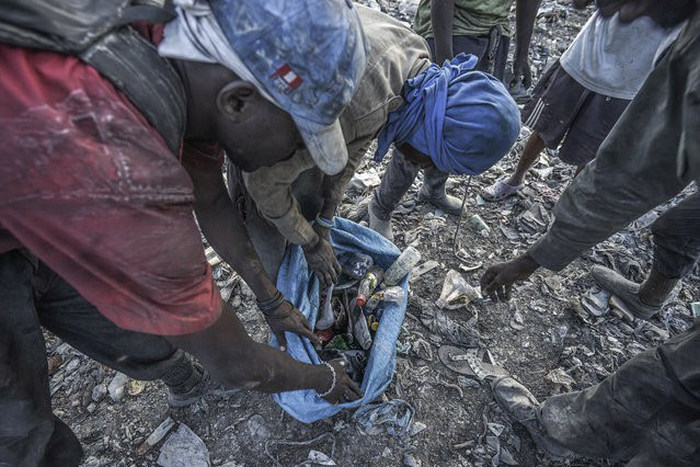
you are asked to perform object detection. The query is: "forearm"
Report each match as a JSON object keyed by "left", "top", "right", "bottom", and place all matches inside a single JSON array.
[
  {"left": 430, "top": 0, "right": 455, "bottom": 63},
  {"left": 196, "top": 194, "right": 278, "bottom": 299},
  {"left": 514, "top": 0, "right": 541, "bottom": 64},
  {"left": 528, "top": 162, "right": 689, "bottom": 271},
  {"left": 168, "top": 302, "right": 329, "bottom": 393}
]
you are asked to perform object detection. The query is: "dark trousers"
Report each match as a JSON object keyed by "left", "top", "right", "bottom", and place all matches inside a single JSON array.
[
  {"left": 227, "top": 163, "right": 324, "bottom": 281},
  {"left": 0, "top": 250, "right": 195, "bottom": 466},
  {"left": 426, "top": 33, "right": 510, "bottom": 81},
  {"left": 651, "top": 191, "right": 700, "bottom": 279},
  {"left": 540, "top": 319, "right": 700, "bottom": 465}
]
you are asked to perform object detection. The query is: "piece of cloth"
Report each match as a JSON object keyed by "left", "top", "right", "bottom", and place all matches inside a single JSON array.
[
  {"left": 560, "top": 11, "right": 684, "bottom": 100},
  {"left": 528, "top": 9, "right": 700, "bottom": 271},
  {"left": 413, "top": 0, "right": 513, "bottom": 38},
  {"left": 372, "top": 150, "right": 422, "bottom": 220},
  {"left": 0, "top": 250, "right": 198, "bottom": 466},
  {"left": 426, "top": 34, "right": 510, "bottom": 81},
  {"left": 240, "top": 5, "right": 431, "bottom": 246},
  {"left": 650, "top": 192, "right": 700, "bottom": 279},
  {"left": 522, "top": 60, "right": 630, "bottom": 165},
  {"left": 0, "top": 43, "right": 221, "bottom": 335},
  {"left": 374, "top": 53, "right": 520, "bottom": 175},
  {"left": 539, "top": 318, "right": 700, "bottom": 465},
  {"left": 273, "top": 218, "right": 409, "bottom": 423}
]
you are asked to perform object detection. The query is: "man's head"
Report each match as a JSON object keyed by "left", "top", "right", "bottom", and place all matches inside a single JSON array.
[
  {"left": 159, "top": 0, "right": 368, "bottom": 174},
  {"left": 594, "top": 0, "right": 697, "bottom": 27},
  {"left": 375, "top": 54, "right": 521, "bottom": 176}
]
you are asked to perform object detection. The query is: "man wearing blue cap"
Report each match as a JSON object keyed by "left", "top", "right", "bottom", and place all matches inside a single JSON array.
[
  {"left": 209, "top": 5, "right": 520, "bottom": 275},
  {"left": 0, "top": 0, "right": 366, "bottom": 463}
]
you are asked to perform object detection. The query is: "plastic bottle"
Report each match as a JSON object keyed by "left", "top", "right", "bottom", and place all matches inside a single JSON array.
[
  {"left": 349, "top": 299, "right": 372, "bottom": 350},
  {"left": 365, "top": 286, "right": 405, "bottom": 311},
  {"left": 356, "top": 266, "right": 383, "bottom": 307},
  {"left": 315, "top": 285, "right": 335, "bottom": 330},
  {"left": 383, "top": 246, "right": 422, "bottom": 286}
]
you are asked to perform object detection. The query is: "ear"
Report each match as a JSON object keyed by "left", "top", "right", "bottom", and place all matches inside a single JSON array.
[{"left": 216, "top": 81, "right": 258, "bottom": 122}]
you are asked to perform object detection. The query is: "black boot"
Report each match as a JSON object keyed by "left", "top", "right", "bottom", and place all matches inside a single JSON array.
[
  {"left": 591, "top": 266, "right": 678, "bottom": 319},
  {"left": 417, "top": 168, "right": 463, "bottom": 216}
]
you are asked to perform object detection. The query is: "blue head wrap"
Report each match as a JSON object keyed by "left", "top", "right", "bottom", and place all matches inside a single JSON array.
[{"left": 374, "top": 54, "right": 521, "bottom": 175}]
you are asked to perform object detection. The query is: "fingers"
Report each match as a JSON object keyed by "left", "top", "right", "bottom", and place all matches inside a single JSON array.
[
  {"left": 344, "top": 379, "right": 362, "bottom": 400},
  {"left": 277, "top": 331, "right": 287, "bottom": 352},
  {"left": 301, "top": 324, "right": 321, "bottom": 347}
]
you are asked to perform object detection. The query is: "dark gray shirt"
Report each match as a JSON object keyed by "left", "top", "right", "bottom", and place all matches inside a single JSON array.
[{"left": 529, "top": 12, "right": 699, "bottom": 271}]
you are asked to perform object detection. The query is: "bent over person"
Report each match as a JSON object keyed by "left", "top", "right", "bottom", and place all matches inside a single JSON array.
[
  {"left": 203, "top": 5, "right": 520, "bottom": 283},
  {"left": 0, "top": 0, "right": 367, "bottom": 464}
]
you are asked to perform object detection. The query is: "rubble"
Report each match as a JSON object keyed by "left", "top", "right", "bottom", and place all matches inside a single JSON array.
[
  {"left": 157, "top": 423, "right": 210, "bottom": 467},
  {"left": 45, "top": 2, "right": 699, "bottom": 466}
]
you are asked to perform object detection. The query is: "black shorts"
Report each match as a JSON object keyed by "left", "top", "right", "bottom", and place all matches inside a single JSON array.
[
  {"left": 426, "top": 33, "right": 510, "bottom": 81},
  {"left": 522, "top": 60, "right": 631, "bottom": 166}
]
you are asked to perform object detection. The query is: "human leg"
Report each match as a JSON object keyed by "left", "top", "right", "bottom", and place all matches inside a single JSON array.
[
  {"left": 592, "top": 192, "right": 700, "bottom": 318},
  {"left": 34, "top": 261, "right": 207, "bottom": 406},
  {"left": 417, "top": 168, "right": 464, "bottom": 215},
  {"left": 0, "top": 250, "right": 83, "bottom": 466},
  {"left": 369, "top": 150, "right": 421, "bottom": 240}
]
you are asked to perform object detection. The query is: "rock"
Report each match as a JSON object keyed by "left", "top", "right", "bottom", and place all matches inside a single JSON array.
[
  {"left": 137, "top": 417, "right": 176, "bottom": 456},
  {"left": 157, "top": 424, "right": 210, "bottom": 467},
  {"left": 307, "top": 450, "right": 336, "bottom": 466},
  {"left": 91, "top": 383, "right": 107, "bottom": 403},
  {"left": 108, "top": 373, "right": 128, "bottom": 402},
  {"left": 403, "top": 454, "right": 421, "bottom": 467},
  {"left": 126, "top": 380, "right": 146, "bottom": 397},
  {"left": 245, "top": 414, "right": 269, "bottom": 443}
]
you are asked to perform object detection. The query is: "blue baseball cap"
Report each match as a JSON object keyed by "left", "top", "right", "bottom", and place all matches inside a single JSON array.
[{"left": 210, "top": 0, "right": 368, "bottom": 175}]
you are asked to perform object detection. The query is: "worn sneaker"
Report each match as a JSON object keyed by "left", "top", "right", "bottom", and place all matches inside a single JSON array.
[
  {"left": 491, "top": 377, "right": 574, "bottom": 461},
  {"left": 591, "top": 266, "right": 660, "bottom": 319},
  {"left": 167, "top": 363, "right": 210, "bottom": 408}
]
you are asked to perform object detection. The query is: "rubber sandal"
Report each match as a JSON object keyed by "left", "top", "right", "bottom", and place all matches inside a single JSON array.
[{"left": 481, "top": 180, "right": 523, "bottom": 202}]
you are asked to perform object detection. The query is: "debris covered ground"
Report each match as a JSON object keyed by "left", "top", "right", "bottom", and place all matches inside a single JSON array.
[{"left": 49, "top": 1, "right": 699, "bottom": 466}]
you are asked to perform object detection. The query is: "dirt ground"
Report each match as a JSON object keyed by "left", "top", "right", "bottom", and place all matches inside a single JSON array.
[{"left": 48, "top": 1, "right": 699, "bottom": 466}]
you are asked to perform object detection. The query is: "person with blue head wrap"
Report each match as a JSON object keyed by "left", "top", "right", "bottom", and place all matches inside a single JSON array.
[{"left": 369, "top": 53, "right": 520, "bottom": 241}]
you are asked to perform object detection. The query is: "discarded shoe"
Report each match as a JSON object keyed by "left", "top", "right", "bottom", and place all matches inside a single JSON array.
[
  {"left": 491, "top": 377, "right": 574, "bottom": 461},
  {"left": 591, "top": 266, "right": 660, "bottom": 319}
]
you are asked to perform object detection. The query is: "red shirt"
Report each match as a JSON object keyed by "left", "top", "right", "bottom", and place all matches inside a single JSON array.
[{"left": 0, "top": 42, "right": 221, "bottom": 335}]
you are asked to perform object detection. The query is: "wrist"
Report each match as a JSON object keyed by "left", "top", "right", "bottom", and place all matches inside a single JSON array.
[
  {"left": 315, "top": 362, "right": 336, "bottom": 397},
  {"left": 302, "top": 233, "right": 322, "bottom": 253},
  {"left": 257, "top": 290, "right": 287, "bottom": 315},
  {"left": 314, "top": 215, "right": 334, "bottom": 230}
]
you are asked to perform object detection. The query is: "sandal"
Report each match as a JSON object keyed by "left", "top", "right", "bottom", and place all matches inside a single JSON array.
[{"left": 481, "top": 180, "right": 523, "bottom": 202}]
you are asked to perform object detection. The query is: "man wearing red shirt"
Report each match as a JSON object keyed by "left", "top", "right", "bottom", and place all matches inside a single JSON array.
[{"left": 0, "top": 0, "right": 367, "bottom": 464}]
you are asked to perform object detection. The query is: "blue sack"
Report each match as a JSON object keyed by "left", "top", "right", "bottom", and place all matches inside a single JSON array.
[{"left": 272, "top": 218, "right": 409, "bottom": 423}]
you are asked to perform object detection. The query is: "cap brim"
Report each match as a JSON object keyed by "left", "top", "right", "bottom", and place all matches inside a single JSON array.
[{"left": 294, "top": 118, "right": 348, "bottom": 175}]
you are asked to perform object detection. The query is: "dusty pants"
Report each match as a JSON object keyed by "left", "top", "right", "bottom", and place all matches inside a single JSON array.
[
  {"left": 650, "top": 191, "right": 700, "bottom": 279},
  {"left": 0, "top": 250, "right": 198, "bottom": 466},
  {"left": 226, "top": 163, "right": 325, "bottom": 281},
  {"left": 540, "top": 319, "right": 700, "bottom": 465}
]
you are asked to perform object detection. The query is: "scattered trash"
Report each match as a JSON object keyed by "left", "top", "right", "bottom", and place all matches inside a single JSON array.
[
  {"left": 509, "top": 302, "right": 526, "bottom": 331},
  {"left": 316, "top": 286, "right": 336, "bottom": 331},
  {"left": 353, "top": 399, "right": 415, "bottom": 441},
  {"left": 545, "top": 368, "right": 576, "bottom": 392},
  {"left": 467, "top": 214, "right": 491, "bottom": 236},
  {"left": 137, "top": 417, "right": 176, "bottom": 455},
  {"left": 581, "top": 289, "right": 610, "bottom": 316},
  {"left": 410, "top": 260, "right": 440, "bottom": 282},
  {"left": 307, "top": 450, "right": 336, "bottom": 466},
  {"left": 91, "top": 383, "right": 106, "bottom": 403},
  {"left": 204, "top": 246, "right": 222, "bottom": 267},
  {"left": 108, "top": 373, "right": 128, "bottom": 402},
  {"left": 264, "top": 433, "right": 336, "bottom": 467},
  {"left": 420, "top": 307, "right": 481, "bottom": 347},
  {"left": 127, "top": 380, "right": 146, "bottom": 397},
  {"left": 518, "top": 202, "right": 550, "bottom": 233},
  {"left": 157, "top": 423, "right": 210, "bottom": 467},
  {"left": 438, "top": 346, "right": 508, "bottom": 380},
  {"left": 384, "top": 246, "right": 422, "bottom": 286},
  {"left": 403, "top": 454, "right": 422, "bottom": 467},
  {"left": 692, "top": 302, "right": 700, "bottom": 318},
  {"left": 348, "top": 170, "right": 382, "bottom": 196},
  {"left": 437, "top": 270, "right": 481, "bottom": 309}
]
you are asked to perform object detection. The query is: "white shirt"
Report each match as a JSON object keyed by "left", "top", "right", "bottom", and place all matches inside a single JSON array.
[{"left": 560, "top": 12, "right": 684, "bottom": 100}]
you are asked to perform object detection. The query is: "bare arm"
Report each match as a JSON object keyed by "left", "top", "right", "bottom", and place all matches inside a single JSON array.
[
  {"left": 511, "top": 0, "right": 542, "bottom": 89},
  {"left": 167, "top": 301, "right": 360, "bottom": 402},
  {"left": 431, "top": 0, "right": 456, "bottom": 64}
]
